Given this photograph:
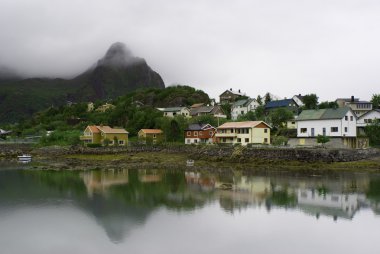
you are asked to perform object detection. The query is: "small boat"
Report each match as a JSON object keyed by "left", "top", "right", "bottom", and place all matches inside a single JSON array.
[
  {"left": 186, "top": 159, "right": 194, "bottom": 166},
  {"left": 18, "top": 154, "right": 32, "bottom": 163}
]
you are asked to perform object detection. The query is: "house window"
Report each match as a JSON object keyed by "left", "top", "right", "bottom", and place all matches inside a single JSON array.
[
  {"left": 222, "top": 138, "right": 226, "bottom": 142},
  {"left": 331, "top": 127, "right": 338, "bottom": 132},
  {"left": 300, "top": 128, "right": 307, "bottom": 133},
  {"left": 264, "top": 138, "right": 268, "bottom": 143},
  {"left": 153, "top": 134, "right": 156, "bottom": 138},
  {"left": 209, "top": 131, "right": 213, "bottom": 136},
  {"left": 237, "top": 138, "right": 241, "bottom": 142},
  {"left": 199, "top": 131, "right": 203, "bottom": 136},
  {"left": 241, "top": 111, "right": 244, "bottom": 115},
  {"left": 350, "top": 116, "right": 353, "bottom": 121},
  {"left": 245, "top": 138, "right": 249, "bottom": 142},
  {"left": 231, "top": 129, "right": 234, "bottom": 133},
  {"left": 194, "top": 139, "right": 197, "bottom": 143},
  {"left": 187, "top": 131, "right": 191, "bottom": 136},
  {"left": 264, "top": 129, "right": 268, "bottom": 133},
  {"left": 194, "top": 131, "right": 198, "bottom": 136},
  {"left": 118, "top": 140, "right": 124, "bottom": 145},
  {"left": 345, "top": 116, "right": 348, "bottom": 121},
  {"left": 187, "top": 139, "right": 190, "bottom": 144},
  {"left": 345, "top": 127, "right": 348, "bottom": 132}
]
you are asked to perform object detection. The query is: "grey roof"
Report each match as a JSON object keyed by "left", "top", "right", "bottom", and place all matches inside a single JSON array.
[
  {"left": 232, "top": 98, "right": 256, "bottom": 108},
  {"left": 358, "top": 109, "right": 380, "bottom": 119},
  {"left": 185, "top": 123, "right": 213, "bottom": 131},
  {"left": 297, "top": 107, "right": 351, "bottom": 121},
  {"left": 190, "top": 106, "right": 214, "bottom": 115},
  {"left": 162, "top": 107, "right": 187, "bottom": 112}
]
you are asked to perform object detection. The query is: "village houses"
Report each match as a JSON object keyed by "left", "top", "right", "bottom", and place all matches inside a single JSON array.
[
  {"left": 184, "top": 123, "right": 216, "bottom": 144},
  {"left": 231, "top": 98, "right": 260, "bottom": 120},
  {"left": 219, "top": 89, "right": 246, "bottom": 104},
  {"left": 356, "top": 109, "right": 380, "bottom": 135},
  {"left": 289, "top": 107, "right": 368, "bottom": 148},
  {"left": 215, "top": 121, "right": 271, "bottom": 146},
  {"left": 80, "top": 125, "right": 129, "bottom": 146},
  {"left": 138, "top": 129, "right": 163, "bottom": 144},
  {"left": 157, "top": 107, "right": 191, "bottom": 118},
  {"left": 336, "top": 96, "right": 373, "bottom": 117}
]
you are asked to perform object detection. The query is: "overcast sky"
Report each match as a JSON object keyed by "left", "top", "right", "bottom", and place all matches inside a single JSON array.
[{"left": 0, "top": 0, "right": 379, "bottom": 101}]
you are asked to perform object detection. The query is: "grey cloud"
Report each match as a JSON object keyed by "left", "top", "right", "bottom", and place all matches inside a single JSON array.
[{"left": 0, "top": 0, "right": 379, "bottom": 100}]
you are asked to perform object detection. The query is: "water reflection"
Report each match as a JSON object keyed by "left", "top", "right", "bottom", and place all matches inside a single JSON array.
[{"left": 0, "top": 168, "right": 380, "bottom": 250}]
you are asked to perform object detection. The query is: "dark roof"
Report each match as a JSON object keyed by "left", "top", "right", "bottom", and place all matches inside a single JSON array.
[
  {"left": 265, "top": 99, "right": 297, "bottom": 109},
  {"left": 190, "top": 106, "right": 214, "bottom": 116},
  {"left": 185, "top": 123, "right": 214, "bottom": 131},
  {"left": 297, "top": 107, "right": 352, "bottom": 121}
]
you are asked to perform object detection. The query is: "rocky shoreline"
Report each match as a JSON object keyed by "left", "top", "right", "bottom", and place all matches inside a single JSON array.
[{"left": 1, "top": 143, "right": 380, "bottom": 172}]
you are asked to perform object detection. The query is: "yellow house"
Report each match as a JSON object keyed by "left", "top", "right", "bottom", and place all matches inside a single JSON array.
[
  {"left": 80, "top": 125, "right": 129, "bottom": 146},
  {"left": 215, "top": 121, "right": 271, "bottom": 145},
  {"left": 138, "top": 129, "right": 163, "bottom": 144}
]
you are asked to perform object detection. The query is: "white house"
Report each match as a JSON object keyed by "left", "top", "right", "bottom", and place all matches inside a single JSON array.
[
  {"left": 357, "top": 109, "right": 380, "bottom": 135},
  {"left": 292, "top": 94, "right": 304, "bottom": 107},
  {"left": 291, "top": 107, "right": 364, "bottom": 148},
  {"left": 158, "top": 107, "right": 191, "bottom": 118},
  {"left": 231, "top": 98, "right": 260, "bottom": 120}
]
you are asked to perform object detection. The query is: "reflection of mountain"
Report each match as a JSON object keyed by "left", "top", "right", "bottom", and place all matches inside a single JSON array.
[{"left": 1, "top": 168, "right": 380, "bottom": 244}]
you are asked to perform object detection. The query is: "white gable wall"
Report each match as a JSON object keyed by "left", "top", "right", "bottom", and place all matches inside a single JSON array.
[
  {"left": 357, "top": 110, "right": 380, "bottom": 127},
  {"left": 297, "top": 111, "right": 357, "bottom": 137}
]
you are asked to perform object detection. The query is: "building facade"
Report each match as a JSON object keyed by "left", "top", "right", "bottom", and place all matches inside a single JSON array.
[
  {"left": 219, "top": 89, "right": 246, "bottom": 104},
  {"left": 184, "top": 123, "right": 216, "bottom": 144},
  {"left": 138, "top": 129, "right": 163, "bottom": 144},
  {"left": 231, "top": 98, "right": 260, "bottom": 120},
  {"left": 159, "top": 107, "right": 191, "bottom": 118},
  {"left": 80, "top": 125, "right": 129, "bottom": 146},
  {"left": 215, "top": 121, "right": 271, "bottom": 146},
  {"left": 336, "top": 96, "right": 372, "bottom": 117}
]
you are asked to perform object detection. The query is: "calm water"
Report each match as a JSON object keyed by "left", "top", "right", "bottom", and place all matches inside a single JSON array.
[{"left": 1, "top": 166, "right": 380, "bottom": 254}]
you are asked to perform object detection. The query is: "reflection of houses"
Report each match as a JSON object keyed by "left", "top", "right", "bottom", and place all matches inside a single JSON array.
[
  {"left": 81, "top": 169, "right": 129, "bottom": 197},
  {"left": 138, "top": 170, "right": 162, "bottom": 183},
  {"left": 297, "top": 189, "right": 359, "bottom": 220},
  {"left": 185, "top": 171, "right": 215, "bottom": 192}
]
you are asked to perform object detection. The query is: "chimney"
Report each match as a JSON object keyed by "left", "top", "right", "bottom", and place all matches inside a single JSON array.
[
  {"left": 351, "top": 96, "right": 354, "bottom": 102},
  {"left": 238, "top": 89, "right": 241, "bottom": 93},
  {"left": 299, "top": 94, "right": 301, "bottom": 96},
  {"left": 230, "top": 88, "right": 232, "bottom": 91}
]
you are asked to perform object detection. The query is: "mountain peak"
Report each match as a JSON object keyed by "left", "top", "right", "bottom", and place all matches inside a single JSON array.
[{"left": 97, "top": 42, "right": 143, "bottom": 68}]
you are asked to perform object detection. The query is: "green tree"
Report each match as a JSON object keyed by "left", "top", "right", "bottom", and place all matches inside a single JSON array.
[
  {"left": 371, "top": 94, "right": 380, "bottom": 109},
  {"left": 303, "top": 94, "right": 319, "bottom": 109},
  {"left": 364, "top": 120, "right": 380, "bottom": 146},
  {"left": 220, "top": 103, "right": 232, "bottom": 119},
  {"left": 317, "top": 135, "right": 330, "bottom": 147},
  {"left": 237, "top": 111, "right": 257, "bottom": 121},
  {"left": 269, "top": 108, "right": 294, "bottom": 128},
  {"left": 254, "top": 106, "right": 266, "bottom": 121},
  {"left": 264, "top": 92, "right": 272, "bottom": 104},
  {"left": 256, "top": 95, "right": 263, "bottom": 105},
  {"left": 318, "top": 101, "right": 338, "bottom": 109}
]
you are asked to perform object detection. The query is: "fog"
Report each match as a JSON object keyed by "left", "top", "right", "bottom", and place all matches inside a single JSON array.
[{"left": 0, "top": 0, "right": 379, "bottom": 100}]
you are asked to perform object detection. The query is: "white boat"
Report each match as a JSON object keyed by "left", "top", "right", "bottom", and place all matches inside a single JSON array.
[
  {"left": 18, "top": 154, "right": 32, "bottom": 163},
  {"left": 186, "top": 159, "right": 194, "bottom": 166}
]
